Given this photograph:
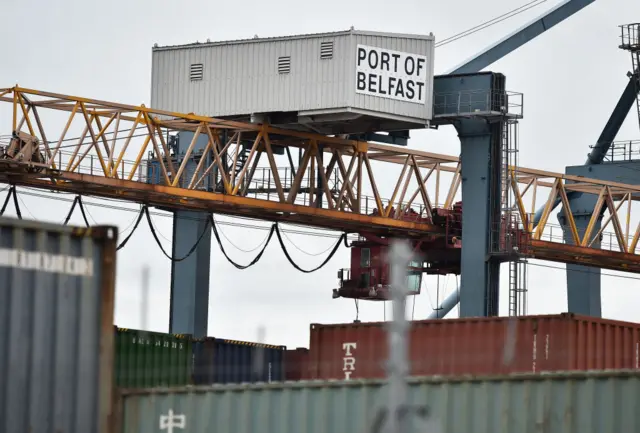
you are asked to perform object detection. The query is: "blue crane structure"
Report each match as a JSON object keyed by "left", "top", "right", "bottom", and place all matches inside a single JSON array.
[
  {"left": 165, "top": 0, "right": 639, "bottom": 335},
  {"left": 430, "top": 6, "right": 640, "bottom": 320}
]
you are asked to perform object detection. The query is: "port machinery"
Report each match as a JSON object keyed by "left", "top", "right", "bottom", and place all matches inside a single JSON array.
[
  {"left": 0, "top": 5, "right": 639, "bottom": 336},
  {"left": 1, "top": 88, "right": 640, "bottom": 277}
]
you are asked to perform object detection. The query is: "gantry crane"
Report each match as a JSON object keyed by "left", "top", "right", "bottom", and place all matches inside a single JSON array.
[
  {"left": 1, "top": 0, "right": 637, "bottom": 337},
  {"left": 434, "top": 19, "right": 640, "bottom": 319},
  {"left": 2, "top": 82, "right": 640, "bottom": 333}
]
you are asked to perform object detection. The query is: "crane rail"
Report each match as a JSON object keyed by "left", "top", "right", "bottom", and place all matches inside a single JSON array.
[{"left": 2, "top": 86, "right": 640, "bottom": 272}]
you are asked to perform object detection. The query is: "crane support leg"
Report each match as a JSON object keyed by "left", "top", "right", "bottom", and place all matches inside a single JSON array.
[
  {"left": 168, "top": 211, "right": 212, "bottom": 338},
  {"left": 558, "top": 194, "right": 602, "bottom": 316},
  {"left": 457, "top": 119, "right": 502, "bottom": 317},
  {"left": 561, "top": 162, "right": 640, "bottom": 315}
]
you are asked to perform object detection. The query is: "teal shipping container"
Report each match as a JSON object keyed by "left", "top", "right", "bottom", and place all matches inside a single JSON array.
[
  {"left": 117, "top": 370, "right": 640, "bottom": 433},
  {"left": 114, "top": 327, "right": 193, "bottom": 388}
]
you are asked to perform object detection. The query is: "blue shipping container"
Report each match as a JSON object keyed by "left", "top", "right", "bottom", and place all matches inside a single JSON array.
[
  {"left": 0, "top": 216, "right": 118, "bottom": 433},
  {"left": 193, "top": 338, "right": 286, "bottom": 385}
]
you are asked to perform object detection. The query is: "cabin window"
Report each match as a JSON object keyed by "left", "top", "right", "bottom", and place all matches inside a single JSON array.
[
  {"left": 406, "top": 260, "right": 422, "bottom": 293},
  {"left": 406, "top": 271, "right": 421, "bottom": 293},
  {"left": 359, "top": 272, "right": 370, "bottom": 288},
  {"left": 360, "top": 248, "right": 370, "bottom": 267}
]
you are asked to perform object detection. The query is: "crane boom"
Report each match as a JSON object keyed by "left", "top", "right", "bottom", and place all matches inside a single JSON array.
[
  {"left": 2, "top": 86, "right": 640, "bottom": 273},
  {"left": 448, "top": 0, "right": 597, "bottom": 74}
]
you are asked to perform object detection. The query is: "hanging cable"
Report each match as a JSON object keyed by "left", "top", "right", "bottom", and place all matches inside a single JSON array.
[
  {"left": 354, "top": 299, "right": 360, "bottom": 323},
  {"left": 62, "top": 195, "right": 90, "bottom": 227},
  {"left": 436, "top": 274, "right": 441, "bottom": 316},
  {"left": 210, "top": 215, "right": 275, "bottom": 269},
  {"left": 0, "top": 186, "right": 23, "bottom": 219},
  {"left": 214, "top": 215, "right": 272, "bottom": 253},
  {"left": 4, "top": 184, "right": 352, "bottom": 268},
  {"left": 116, "top": 206, "right": 146, "bottom": 251},
  {"left": 274, "top": 222, "right": 348, "bottom": 273},
  {"left": 455, "top": 275, "right": 460, "bottom": 318},
  {"left": 280, "top": 228, "right": 343, "bottom": 256},
  {"left": 145, "top": 206, "right": 210, "bottom": 262},
  {"left": 15, "top": 187, "right": 355, "bottom": 241},
  {"left": 411, "top": 295, "right": 416, "bottom": 320},
  {"left": 76, "top": 196, "right": 90, "bottom": 227},
  {"left": 436, "top": 0, "right": 548, "bottom": 48},
  {"left": 12, "top": 186, "right": 22, "bottom": 219},
  {"left": 0, "top": 185, "right": 13, "bottom": 216},
  {"left": 62, "top": 196, "right": 80, "bottom": 225}
]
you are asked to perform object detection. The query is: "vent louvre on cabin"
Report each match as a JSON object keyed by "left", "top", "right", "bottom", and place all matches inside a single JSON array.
[
  {"left": 190, "top": 63, "right": 204, "bottom": 81},
  {"left": 278, "top": 56, "right": 291, "bottom": 74},
  {"left": 320, "top": 41, "right": 334, "bottom": 59}
]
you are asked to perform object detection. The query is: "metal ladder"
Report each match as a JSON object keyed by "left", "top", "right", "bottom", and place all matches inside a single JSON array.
[
  {"left": 508, "top": 259, "right": 528, "bottom": 317},
  {"left": 620, "top": 23, "right": 640, "bottom": 132},
  {"left": 501, "top": 118, "right": 529, "bottom": 316},
  {"left": 632, "top": 49, "right": 640, "bottom": 132},
  {"left": 500, "top": 119, "right": 519, "bottom": 212}
]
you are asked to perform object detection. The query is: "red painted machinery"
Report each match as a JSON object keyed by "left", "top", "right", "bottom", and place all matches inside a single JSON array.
[
  {"left": 333, "top": 201, "right": 463, "bottom": 301},
  {"left": 333, "top": 201, "right": 531, "bottom": 301}
]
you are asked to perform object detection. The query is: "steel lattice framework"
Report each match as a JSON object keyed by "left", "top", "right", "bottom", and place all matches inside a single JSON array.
[{"left": 2, "top": 86, "right": 640, "bottom": 273}]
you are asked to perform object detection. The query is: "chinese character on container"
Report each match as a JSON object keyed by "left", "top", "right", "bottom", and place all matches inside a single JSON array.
[{"left": 159, "top": 409, "right": 186, "bottom": 433}]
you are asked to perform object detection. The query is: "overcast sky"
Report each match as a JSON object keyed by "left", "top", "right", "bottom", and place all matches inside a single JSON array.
[{"left": 1, "top": 0, "right": 639, "bottom": 349}]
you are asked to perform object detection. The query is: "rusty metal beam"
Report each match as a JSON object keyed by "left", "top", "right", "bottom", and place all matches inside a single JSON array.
[
  {"left": 0, "top": 167, "right": 442, "bottom": 238},
  {"left": 529, "top": 240, "right": 640, "bottom": 273},
  {"left": 5, "top": 85, "right": 640, "bottom": 272}
]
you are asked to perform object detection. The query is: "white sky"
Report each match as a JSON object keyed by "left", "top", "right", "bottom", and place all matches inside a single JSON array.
[{"left": 1, "top": 0, "right": 639, "bottom": 349}]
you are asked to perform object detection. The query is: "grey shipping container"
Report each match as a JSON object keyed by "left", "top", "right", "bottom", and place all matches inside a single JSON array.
[
  {"left": 0, "top": 216, "right": 118, "bottom": 433},
  {"left": 118, "top": 370, "right": 640, "bottom": 433},
  {"left": 192, "top": 338, "right": 286, "bottom": 385},
  {"left": 151, "top": 29, "right": 436, "bottom": 135}
]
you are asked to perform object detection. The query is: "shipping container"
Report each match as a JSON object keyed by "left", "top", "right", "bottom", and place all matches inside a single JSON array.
[
  {"left": 151, "top": 29, "right": 436, "bottom": 135},
  {"left": 308, "top": 313, "right": 640, "bottom": 380},
  {"left": 114, "top": 327, "right": 193, "bottom": 388},
  {"left": 193, "top": 338, "right": 286, "bottom": 385},
  {"left": 117, "top": 370, "right": 640, "bottom": 433},
  {"left": 284, "top": 348, "right": 310, "bottom": 381},
  {"left": 0, "top": 216, "right": 118, "bottom": 433}
]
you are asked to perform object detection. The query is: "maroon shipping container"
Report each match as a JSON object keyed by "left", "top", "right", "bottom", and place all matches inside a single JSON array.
[
  {"left": 284, "top": 348, "right": 310, "bottom": 381},
  {"left": 308, "top": 313, "right": 640, "bottom": 380}
]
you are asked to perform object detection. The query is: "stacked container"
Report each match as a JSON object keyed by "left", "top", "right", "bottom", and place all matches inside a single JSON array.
[
  {"left": 307, "top": 313, "right": 640, "bottom": 380},
  {"left": 192, "top": 338, "right": 286, "bottom": 385},
  {"left": 117, "top": 370, "right": 640, "bottom": 433},
  {"left": 284, "top": 348, "right": 310, "bottom": 381},
  {"left": 0, "top": 216, "right": 118, "bottom": 433},
  {"left": 114, "top": 327, "right": 193, "bottom": 388}
]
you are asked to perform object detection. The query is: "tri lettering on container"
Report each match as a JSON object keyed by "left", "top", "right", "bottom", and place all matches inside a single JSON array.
[
  {"left": 355, "top": 44, "right": 428, "bottom": 104},
  {"left": 342, "top": 342, "right": 357, "bottom": 380}
]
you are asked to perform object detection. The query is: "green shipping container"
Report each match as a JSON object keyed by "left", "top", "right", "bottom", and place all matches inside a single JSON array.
[{"left": 114, "top": 327, "right": 193, "bottom": 388}]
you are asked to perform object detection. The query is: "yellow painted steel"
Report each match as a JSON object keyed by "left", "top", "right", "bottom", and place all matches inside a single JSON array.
[
  {"left": 581, "top": 188, "right": 606, "bottom": 247},
  {"left": 556, "top": 181, "right": 580, "bottom": 246},
  {"left": 4, "top": 85, "right": 640, "bottom": 269}
]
